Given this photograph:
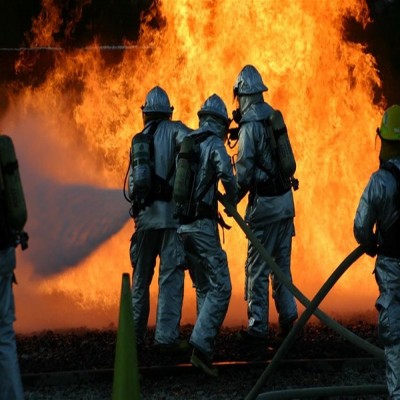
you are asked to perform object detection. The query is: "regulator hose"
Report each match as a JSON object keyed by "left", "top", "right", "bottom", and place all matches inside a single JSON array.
[{"left": 217, "top": 192, "right": 383, "bottom": 359}]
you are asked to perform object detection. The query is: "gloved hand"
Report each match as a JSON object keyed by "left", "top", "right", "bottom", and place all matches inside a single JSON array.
[
  {"left": 223, "top": 208, "right": 233, "bottom": 217},
  {"left": 363, "top": 242, "right": 378, "bottom": 258}
]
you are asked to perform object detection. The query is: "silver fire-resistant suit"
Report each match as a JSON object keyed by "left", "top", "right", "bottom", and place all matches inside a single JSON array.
[
  {"left": 354, "top": 156, "right": 400, "bottom": 399},
  {"left": 128, "top": 86, "right": 190, "bottom": 346},
  {"left": 178, "top": 94, "right": 237, "bottom": 360},
  {"left": 234, "top": 65, "right": 298, "bottom": 338},
  {"left": 0, "top": 247, "right": 24, "bottom": 400}
]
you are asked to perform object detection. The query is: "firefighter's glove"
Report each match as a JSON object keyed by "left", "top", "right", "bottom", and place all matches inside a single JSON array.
[
  {"left": 363, "top": 242, "right": 378, "bottom": 258},
  {"left": 130, "top": 201, "right": 140, "bottom": 218},
  {"left": 223, "top": 200, "right": 236, "bottom": 218}
]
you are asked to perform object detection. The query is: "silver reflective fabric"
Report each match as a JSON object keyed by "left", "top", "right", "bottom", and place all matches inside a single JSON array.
[
  {"left": 354, "top": 156, "right": 400, "bottom": 399},
  {"left": 0, "top": 247, "right": 24, "bottom": 400},
  {"left": 141, "top": 86, "right": 173, "bottom": 114},
  {"left": 130, "top": 229, "right": 185, "bottom": 344},
  {"left": 235, "top": 99, "right": 297, "bottom": 337},
  {"left": 385, "top": 343, "right": 400, "bottom": 399}
]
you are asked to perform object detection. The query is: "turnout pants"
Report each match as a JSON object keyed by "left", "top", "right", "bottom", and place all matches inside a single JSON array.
[
  {"left": 0, "top": 247, "right": 24, "bottom": 400},
  {"left": 245, "top": 218, "right": 298, "bottom": 337},
  {"left": 178, "top": 218, "right": 231, "bottom": 359},
  {"left": 130, "top": 228, "right": 185, "bottom": 345},
  {"left": 374, "top": 257, "right": 400, "bottom": 399}
]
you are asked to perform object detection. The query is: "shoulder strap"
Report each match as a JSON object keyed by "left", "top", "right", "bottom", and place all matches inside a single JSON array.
[
  {"left": 380, "top": 161, "right": 400, "bottom": 188},
  {"left": 193, "top": 131, "right": 214, "bottom": 144},
  {"left": 194, "top": 131, "right": 217, "bottom": 202}
]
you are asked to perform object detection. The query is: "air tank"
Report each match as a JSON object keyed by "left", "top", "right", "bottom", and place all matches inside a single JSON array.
[
  {"left": 173, "top": 136, "right": 196, "bottom": 205},
  {"left": 131, "top": 133, "right": 152, "bottom": 204},
  {"left": 0, "top": 134, "right": 27, "bottom": 232},
  {"left": 268, "top": 110, "right": 296, "bottom": 177}
]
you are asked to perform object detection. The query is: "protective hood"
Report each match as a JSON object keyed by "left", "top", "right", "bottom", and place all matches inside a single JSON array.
[
  {"left": 238, "top": 92, "right": 264, "bottom": 116},
  {"left": 239, "top": 101, "right": 274, "bottom": 123},
  {"left": 197, "top": 115, "right": 227, "bottom": 140}
]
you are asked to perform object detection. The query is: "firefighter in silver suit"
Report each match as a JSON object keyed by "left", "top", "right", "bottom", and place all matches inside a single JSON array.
[
  {"left": 354, "top": 105, "right": 400, "bottom": 399},
  {"left": 128, "top": 86, "right": 191, "bottom": 351},
  {"left": 177, "top": 94, "right": 237, "bottom": 377},
  {"left": 233, "top": 65, "right": 298, "bottom": 342}
]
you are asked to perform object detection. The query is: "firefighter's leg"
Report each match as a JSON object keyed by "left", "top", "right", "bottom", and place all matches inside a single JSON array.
[
  {"left": 155, "top": 228, "right": 185, "bottom": 345},
  {"left": 130, "top": 230, "right": 159, "bottom": 344}
]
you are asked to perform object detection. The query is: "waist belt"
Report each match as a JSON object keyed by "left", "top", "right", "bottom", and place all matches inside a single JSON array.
[
  {"left": 378, "top": 218, "right": 400, "bottom": 258},
  {"left": 179, "top": 201, "right": 217, "bottom": 224},
  {"left": 255, "top": 180, "right": 290, "bottom": 197},
  {"left": 378, "top": 249, "right": 400, "bottom": 259}
]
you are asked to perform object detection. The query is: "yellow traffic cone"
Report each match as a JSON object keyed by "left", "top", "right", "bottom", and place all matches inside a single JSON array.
[{"left": 112, "top": 273, "right": 141, "bottom": 399}]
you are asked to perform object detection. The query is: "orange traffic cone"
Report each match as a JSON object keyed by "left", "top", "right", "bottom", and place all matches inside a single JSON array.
[{"left": 112, "top": 273, "right": 141, "bottom": 399}]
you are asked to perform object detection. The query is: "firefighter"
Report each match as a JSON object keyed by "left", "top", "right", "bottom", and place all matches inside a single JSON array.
[
  {"left": 0, "top": 134, "right": 27, "bottom": 400},
  {"left": 354, "top": 104, "right": 400, "bottom": 399},
  {"left": 177, "top": 94, "right": 237, "bottom": 377},
  {"left": 128, "top": 86, "right": 191, "bottom": 351},
  {"left": 232, "top": 65, "right": 298, "bottom": 342}
]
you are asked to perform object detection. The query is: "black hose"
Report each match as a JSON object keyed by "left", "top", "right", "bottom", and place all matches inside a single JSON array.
[
  {"left": 216, "top": 192, "right": 384, "bottom": 399},
  {"left": 256, "top": 384, "right": 387, "bottom": 399},
  {"left": 245, "top": 245, "right": 365, "bottom": 400}
]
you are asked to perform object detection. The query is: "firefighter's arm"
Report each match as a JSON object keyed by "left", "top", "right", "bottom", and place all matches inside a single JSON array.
[
  {"left": 212, "top": 142, "right": 237, "bottom": 216},
  {"left": 353, "top": 175, "right": 380, "bottom": 257},
  {"left": 235, "top": 124, "right": 257, "bottom": 203}
]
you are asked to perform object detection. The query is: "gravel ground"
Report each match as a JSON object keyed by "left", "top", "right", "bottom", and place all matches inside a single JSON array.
[{"left": 18, "top": 321, "right": 389, "bottom": 399}]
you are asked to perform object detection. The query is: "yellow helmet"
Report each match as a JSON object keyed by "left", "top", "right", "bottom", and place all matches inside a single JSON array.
[{"left": 379, "top": 104, "right": 400, "bottom": 141}]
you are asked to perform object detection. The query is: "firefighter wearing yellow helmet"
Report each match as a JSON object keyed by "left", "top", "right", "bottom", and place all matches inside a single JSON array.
[{"left": 354, "top": 104, "right": 400, "bottom": 399}]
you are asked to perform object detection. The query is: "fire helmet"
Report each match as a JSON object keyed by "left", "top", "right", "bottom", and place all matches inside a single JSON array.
[
  {"left": 197, "top": 94, "right": 229, "bottom": 125},
  {"left": 378, "top": 104, "right": 400, "bottom": 141},
  {"left": 141, "top": 86, "right": 174, "bottom": 115},
  {"left": 233, "top": 65, "right": 268, "bottom": 98}
]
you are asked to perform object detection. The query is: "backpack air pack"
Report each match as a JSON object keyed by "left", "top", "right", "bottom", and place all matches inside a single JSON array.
[
  {"left": 173, "top": 132, "right": 213, "bottom": 220},
  {"left": 0, "top": 134, "right": 28, "bottom": 250},
  {"left": 378, "top": 161, "right": 400, "bottom": 257},
  {"left": 266, "top": 109, "right": 299, "bottom": 192},
  {"left": 128, "top": 120, "right": 175, "bottom": 214}
]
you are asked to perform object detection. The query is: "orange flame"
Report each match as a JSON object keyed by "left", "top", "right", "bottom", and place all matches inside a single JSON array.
[{"left": 2, "top": 0, "right": 383, "bottom": 332}]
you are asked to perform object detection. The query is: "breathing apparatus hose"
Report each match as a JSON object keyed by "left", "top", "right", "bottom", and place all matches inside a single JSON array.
[{"left": 217, "top": 192, "right": 384, "bottom": 399}]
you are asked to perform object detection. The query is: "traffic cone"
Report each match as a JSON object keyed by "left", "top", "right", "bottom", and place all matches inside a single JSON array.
[{"left": 112, "top": 273, "right": 141, "bottom": 399}]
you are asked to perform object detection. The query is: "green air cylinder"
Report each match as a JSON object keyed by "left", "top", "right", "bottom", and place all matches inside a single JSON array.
[
  {"left": 131, "top": 133, "right": 152, "bottom": 204},
  {"left": 269, "top": 110, "right": 296, "bottom": 177},
  {"left": 0, "top": 134, "right": 27, "bottom": 231},
  {"left": 173, "top": 136, "right": 196, "bottom": 204}
]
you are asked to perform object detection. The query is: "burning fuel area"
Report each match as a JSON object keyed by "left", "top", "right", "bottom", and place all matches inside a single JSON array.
[{"left": 1, "top": 0, "right": 399, "bottom": 334}]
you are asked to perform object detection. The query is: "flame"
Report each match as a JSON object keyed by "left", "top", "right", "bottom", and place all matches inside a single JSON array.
[{"left": 1, "top": 0, "right": 384, "bottom": 332}]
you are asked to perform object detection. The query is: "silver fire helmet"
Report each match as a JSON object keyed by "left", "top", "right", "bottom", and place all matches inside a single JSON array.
[
  {"left": 197, "top": 93, "right": 229, "bottom": 124},
  {"left": 141, "top": 86, "right": 174, "bottom": 114},
  {"left": 233, "top": 65, "right": 268, "bottom": 98}
]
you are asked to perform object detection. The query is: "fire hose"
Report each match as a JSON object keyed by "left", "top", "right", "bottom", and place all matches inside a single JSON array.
[{"left": 216, "top": 192, "right": 385, "bottom": 400}]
